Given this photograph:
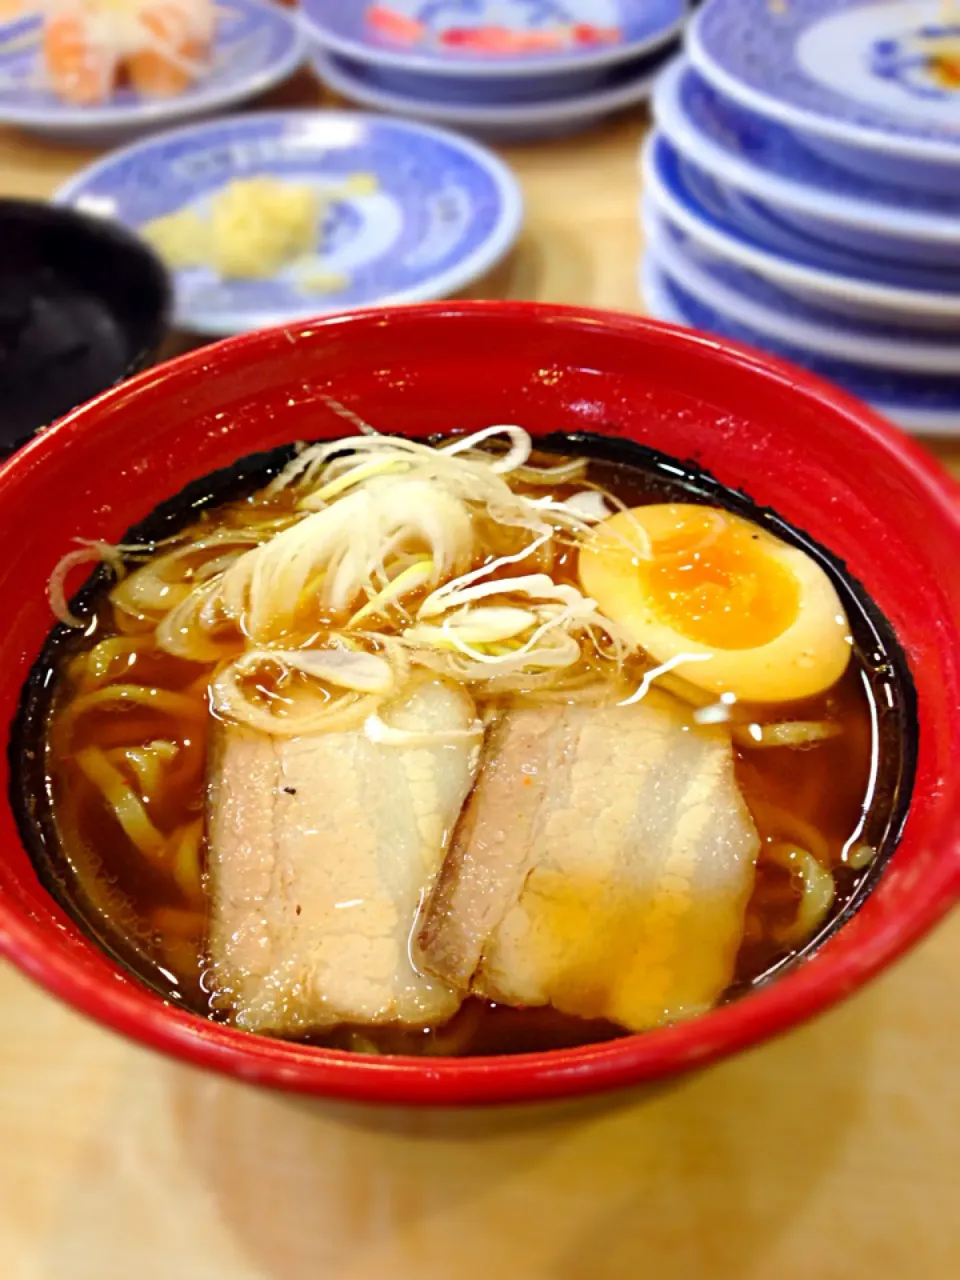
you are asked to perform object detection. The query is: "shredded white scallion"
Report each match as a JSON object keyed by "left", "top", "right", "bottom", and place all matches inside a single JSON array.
[{"left": 47, "top": 426, "right": 648, "bottom": 734}]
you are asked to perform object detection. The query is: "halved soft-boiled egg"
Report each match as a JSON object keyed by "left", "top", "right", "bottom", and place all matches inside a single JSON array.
[{"left": 578, "top": 504, "right": 852, "bottom": 703}]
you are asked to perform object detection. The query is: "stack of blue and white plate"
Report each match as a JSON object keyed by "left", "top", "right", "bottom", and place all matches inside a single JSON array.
[
  {"left": 300, "top": 0, "right": 687, "bottom": 141},
  {"left": 641, "top": 0, "right": 960, "bottom": 435}
]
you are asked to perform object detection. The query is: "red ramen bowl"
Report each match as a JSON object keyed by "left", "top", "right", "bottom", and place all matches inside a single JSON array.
[{"left": 2, "top": 302, "right": 959, "bottom": 1106}]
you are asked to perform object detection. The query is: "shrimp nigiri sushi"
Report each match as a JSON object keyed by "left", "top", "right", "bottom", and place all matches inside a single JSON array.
[
  {"left": 1, "top": 0, "right": 39, "bottom": 20},
  {"left": 42, "top": 0, "right": 215, "bottom": 105}
]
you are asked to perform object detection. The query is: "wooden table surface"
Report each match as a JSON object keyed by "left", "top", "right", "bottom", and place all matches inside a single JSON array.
[{"left": 2, "top": 73, "right": 960, "bottom": 1280}]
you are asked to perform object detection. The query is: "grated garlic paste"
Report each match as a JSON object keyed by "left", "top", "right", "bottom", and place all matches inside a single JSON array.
[{"left": 140, "top": 174, "right": 376, "bottom": 288}]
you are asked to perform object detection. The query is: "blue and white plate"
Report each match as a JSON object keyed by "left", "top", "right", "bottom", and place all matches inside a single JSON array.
[
  {"left": 653, "top": 59, "right": 960, "bottom": 266},
  {"left": 644, "top": 206, "right": 960, "bottom": 375},
  {"left": 314, "top": 47, "right": 664, "bottom": 140},
  {"left": 337, "top": 61, "right": 617, "bottom": 104},
  {"left": 317, "top": 39, "right": 673, "bottom": 104},
  {"left": 0, "top": 10, "right": 34, "bottom": 38},
  {"left": 643, "top": 133, "right": 960, "bottom": 328},
  {"left": 0, "top": 0, "right": 304, "bottom": 140},
  {"left": 54, "top": 111, "right": 523, "bottom": 336},
  {"left": 640, "top": 255, "right": 960, "bottom": 437},
  {"left": 300, "top": 0, "right": 686, "bottom": 78},
  {"left": 688, "top": 0, "right": 960, "bottom": 191}
]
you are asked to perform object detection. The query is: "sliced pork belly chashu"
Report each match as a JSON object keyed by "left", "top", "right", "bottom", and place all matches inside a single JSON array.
[
  {"left": 207, "top": 679, "right": 481, "bottom": 1035},
  {"left": 418, "top": 692, "right": 761, "bottom": 1031}
]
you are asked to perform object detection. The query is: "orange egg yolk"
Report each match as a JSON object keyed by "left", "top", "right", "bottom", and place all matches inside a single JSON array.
[
  {"left": 639, "top": 512, "right": 801, "bottom": 650},
  {"left": 931, "top": 55, "right": 960, "bottom": 88}
]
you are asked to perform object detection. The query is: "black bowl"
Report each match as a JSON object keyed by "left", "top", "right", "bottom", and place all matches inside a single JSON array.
[{"left": 0, "top": 199, "right": 171, "bottom": 456}]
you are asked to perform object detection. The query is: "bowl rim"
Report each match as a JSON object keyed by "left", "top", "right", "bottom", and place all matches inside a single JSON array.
[{"left": 2, "top": 300, "right": 960, "bottom": 1106}]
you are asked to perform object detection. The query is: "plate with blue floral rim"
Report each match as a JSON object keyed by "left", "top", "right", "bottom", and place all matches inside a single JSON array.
[
  {"left": 315, "top": 34, "right": 676, "bottom": 104},
  {"left": 643, "top": 204, "right": 960, "bottom": 375},
  {"left": 642, "top": 133, "right": 960, "bottom": 327},
  {"left": 687, "top": 0, "right": 960, "bottom": 171},
  {"left": 0, "top": 0, "right": 304, "bottom": 140},
  {"left": 299, "top": 0, "right": 686, "bottom": 78},
  {"left": 640, "top": 255, "right": 960, "bottom": 437},
  {"left": 313, "top": 46, "right": 665, "bottom": 140},
  {"left": 652, "top": 58, "right": 960, "bottom": 266},
  {"left": 53, "top": 111, "right": 524, "bottom": 337}
]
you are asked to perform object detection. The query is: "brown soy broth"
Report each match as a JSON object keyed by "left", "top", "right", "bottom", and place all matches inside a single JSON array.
[
  {"left": 23, "top": 443, "right": 912, "bottom": 1053},
  {"left": 732, "top": 664, "right": 875, "bottom": 987},
  {"left": 43, "top": 613, "right": 213, "bottom": 1007}
]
